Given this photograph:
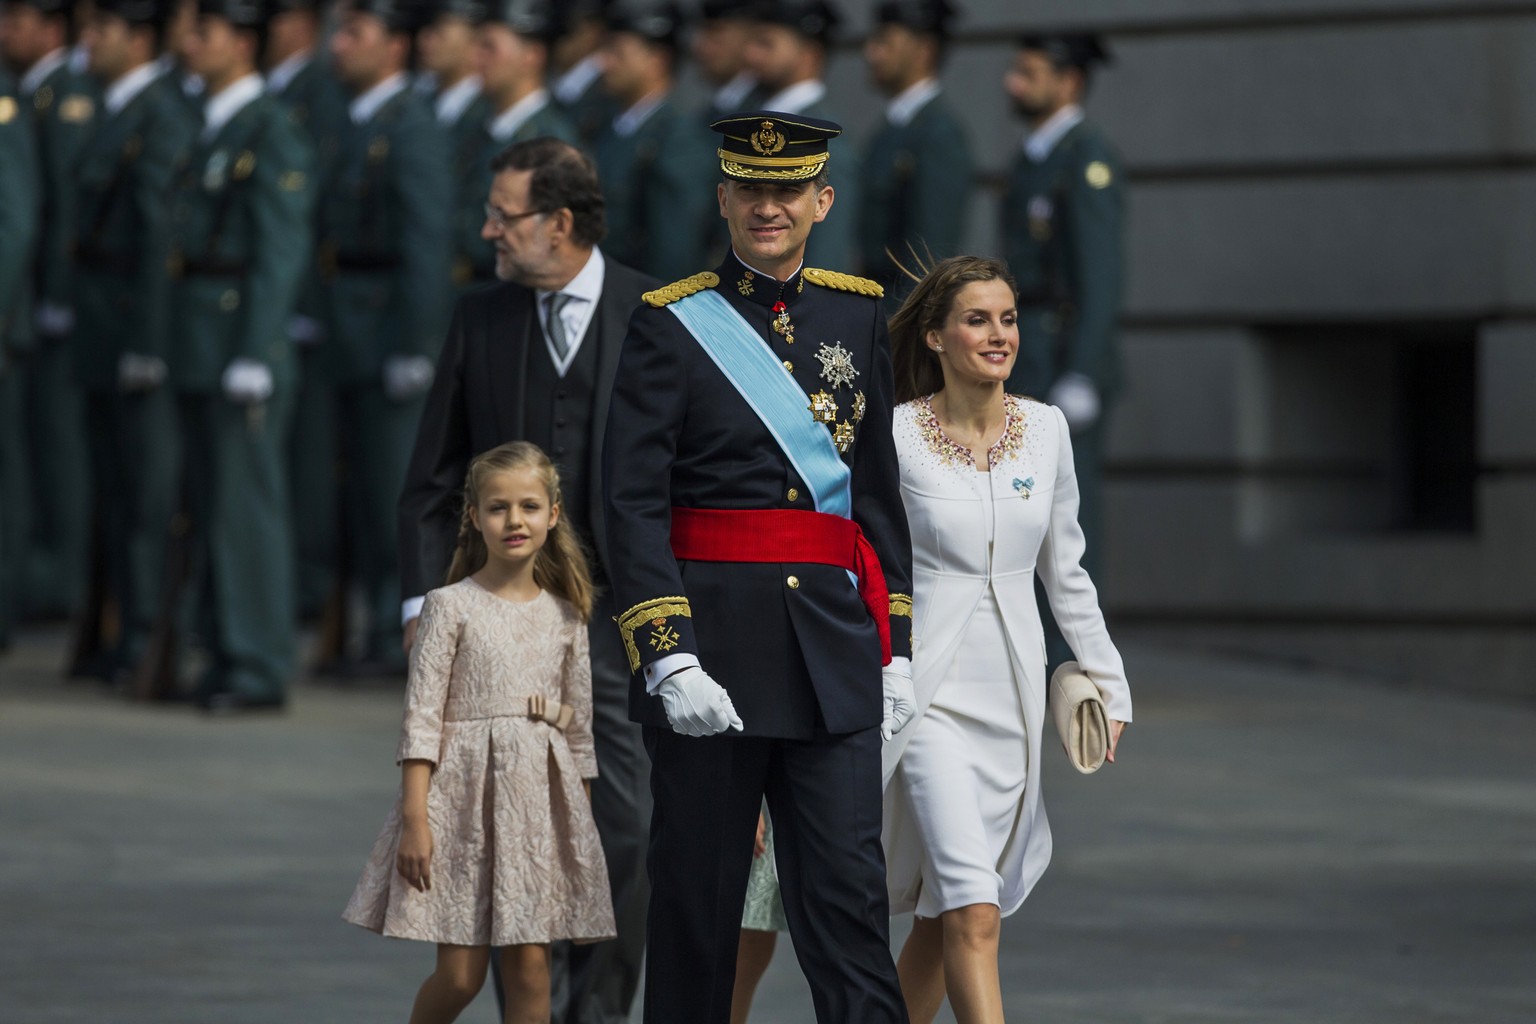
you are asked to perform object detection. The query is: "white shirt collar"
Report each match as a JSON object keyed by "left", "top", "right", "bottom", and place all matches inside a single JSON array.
[
  {"left": 732, "top": 249, "right": 802, "bottom": 284},
  {"left": 104, "top": 62, "right": 164, "bottom": 116},
  {"left": 349, "top": 72, "right": 408, "bottom": 125},
  {"left": 886, "top": 78, "right": 940, "bottom": 127},
  {"left": 201, "top": 73, "right": 264, "bottom": 140},
  {"left": 434, "top": 75, "right": 482, "bottom": 124},
  {"left": 612, "top": 90, "right": 666, "bottom": 138},
  {"left": 552, "top": 53, "right": 603, "bottom": 106},
  {"left": 68, "top": 42, "right": 89, "bottom": 75},
  {"left": 489, "top": 88, "right": 551, "bottom": 142},
  {"left": 264, "top": 50, "right": 312, "bottom": 95},
  {"left": 535, "top": 248, "right": 607, "bottom": 377},
  {"left": 714, "top": 70, "right": 756, "bottom": 112},
  {"left": 1023, "top": 103, "right": 1084, "bottom": 162},
  {"left": 20, "top": 48, "right": 69, "bottom": 97},
  {"left": 761, "top": 79, "right": 825, "bottom": 115}
]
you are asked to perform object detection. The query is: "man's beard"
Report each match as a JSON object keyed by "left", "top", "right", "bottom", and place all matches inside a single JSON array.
[{"left": 1011, "top": 97, "right": 1050, "bottom": 121}]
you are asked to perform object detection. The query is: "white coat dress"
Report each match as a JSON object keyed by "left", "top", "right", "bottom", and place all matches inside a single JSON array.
[{"left": 881, "top": 395, "right": 1133, "bottom": 918}]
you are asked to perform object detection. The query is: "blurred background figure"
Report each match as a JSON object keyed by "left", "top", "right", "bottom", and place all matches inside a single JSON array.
[
  {"left": 69, "top": 0, "right": 196, "bottom": 685},
  {"left": 263, "top": 0, "right": 344, "bottom": 625},
  {"left": 320, "top": 0, "right": 451, "bottom": 675},
  {"left": 592, "top": 1, "right": 713, "bottom": 281},
  {"left": 549, "top": 0, "right": 612, "bottom": 148},
  {"left": 858, "top": 0, "right": 972, "bottom": 298},
  {"left": 417, "top": 0, "right": 487, "bottom": 209},
  {"left": 457, "top": 0, "right": 576, "bottom": 288},
  {"left": 0, "top": 0, "right": 97, "bottom": 626},
  {"left": 741, "top": 0, "right": 853, "bottom": 268},
  {"left": 1001, "top": 31, "right": 1123, "bottom": 669},
  {"left": 153, "top": 0, "right": 314, "bottom": 711},
  {"left": 692, "top": 0, "right": 755, "bottom": 119}
]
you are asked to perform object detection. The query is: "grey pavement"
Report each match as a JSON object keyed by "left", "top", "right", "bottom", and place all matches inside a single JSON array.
[{"left": 2, "top": 626, "right": 1534, "bottom": 1023}]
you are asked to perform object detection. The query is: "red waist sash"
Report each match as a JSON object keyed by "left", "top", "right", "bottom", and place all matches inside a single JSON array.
[{"left": 669, "top": 507, "right": 891, "bottom": 665}]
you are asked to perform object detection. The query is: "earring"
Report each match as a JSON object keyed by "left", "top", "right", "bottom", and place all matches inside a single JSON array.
[{"left": 933, "top": 345, "right": 944, "bottom": 352}]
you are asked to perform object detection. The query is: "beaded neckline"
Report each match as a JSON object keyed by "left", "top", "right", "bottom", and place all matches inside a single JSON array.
[{"left": 917, "top": 394, "right": 1027, "bottom": 469}]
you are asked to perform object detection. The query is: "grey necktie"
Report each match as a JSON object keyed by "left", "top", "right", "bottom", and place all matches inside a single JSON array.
[{"left": 544, "top": 292, "right": 573, "bottom": 361}]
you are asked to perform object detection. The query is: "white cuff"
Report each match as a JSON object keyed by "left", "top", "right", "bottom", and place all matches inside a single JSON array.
[
  {"left": 401, "top": 595, "right": 425, "bottom": 626},
  {"left": 645, "top": 653, "right": 701, "bottom": 694},
  {"left": 885, "top": 655, "right": 911, "bottom": 677}
]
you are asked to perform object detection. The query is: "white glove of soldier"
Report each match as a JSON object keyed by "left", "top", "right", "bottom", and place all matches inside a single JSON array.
[
  {"left": 881, "top": 658, "right": 916, "bottom": 741},
  {"left": 1048, "top": 372, "right": 1101, "bottom": 432},
  {"left": 658, "top": 666, "right": 744, "bottom": 737},
  {"left": 117, "top": 352, "right": 168, "bottom": 392},
  {"left": 383, "top": 354, "right": 435, "bottom": 400},
  {"left": 221, "top": 357, "right": 274, "bottom": 404}
]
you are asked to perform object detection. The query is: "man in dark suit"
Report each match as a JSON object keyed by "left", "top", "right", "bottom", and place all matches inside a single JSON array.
[
  {"left": 602, "top": 111, "right": 916, "bottom": 1024},
  {"left": 398, "top": 136, "right": 654, "bottom": 1024}
]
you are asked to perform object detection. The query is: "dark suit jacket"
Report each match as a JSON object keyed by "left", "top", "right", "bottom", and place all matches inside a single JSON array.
[{"left": 398, "top": 253, "right": 656, "bottom": 601}]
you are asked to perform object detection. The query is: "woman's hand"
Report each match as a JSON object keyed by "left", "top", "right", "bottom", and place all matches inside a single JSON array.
[
  {"left": 397, "top": 819, "right": 434, "bottom": 892},
  {"left": 753, "top": 811, "right": 768, "bottom": 858},
  {"left": 1107, "top": 720, "right": 1128, "bottom": 764}
]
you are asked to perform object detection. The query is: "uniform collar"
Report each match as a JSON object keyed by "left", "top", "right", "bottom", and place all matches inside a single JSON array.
[
  {"left": 761, "top": 78, "right": 825, "bottom": 115},
  {"left": 104, "top": 61, "right": 163, "bottom": 116},
  {"left": 202, "top": 73, "right": 264, "bottom": 140},
  {"left": 20, "top": 48, "right": 68, "bottom": 96},
  {"left": 488, "top": 87, "right": 551, "bottom": 141},
  {"left": 721, "top": 250, "right": 805, "bottom": 309},
  {"left": 264, "top": 50, "right": 312, "bottom": 95},
  {"left": 552, "top": 53, "right": 603, "bottom": 106},
  {"left": 434, "top": 74, "right": 482, "bottom": 124},
  {"left": 886, "top": 78, "right": 940, "bottom": 127},
  {"left": 612, "top": 89, "right": 667, "bottom": 138},
  {"left": 713, "top": 70, "right": 756, "bottom": 112},
  {"left": 349, "top": 71, "right": 408, "bottom": 125},
  {"left": 1023, "top": 103, "right": 1083, "bottom": 162}
]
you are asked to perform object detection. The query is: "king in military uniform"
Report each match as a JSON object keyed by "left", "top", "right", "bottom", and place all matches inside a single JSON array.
[
  {"left": 602, "top": 112, "right": 916, "bottom": 1023},
  {"left": 1002, "top": 31, "right": 1125, "bottom": 667}
]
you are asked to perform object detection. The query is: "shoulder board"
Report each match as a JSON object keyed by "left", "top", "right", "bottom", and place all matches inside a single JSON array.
[
  {"left": 803, "top": 267, "right": 884, "bottom": 298},
  {"left": 642, "top": 272, "right": 720, "bottom": 308}
]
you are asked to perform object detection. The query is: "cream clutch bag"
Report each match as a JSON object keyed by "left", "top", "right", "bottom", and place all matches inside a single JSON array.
[{"left": 1049, "top": 661, "right": 1109, "bottom": 774}]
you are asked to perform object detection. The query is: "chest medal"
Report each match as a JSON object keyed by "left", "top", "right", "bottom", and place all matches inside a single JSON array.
[{"left": 815, "top": 341, "right": 859, "bottom": 389}]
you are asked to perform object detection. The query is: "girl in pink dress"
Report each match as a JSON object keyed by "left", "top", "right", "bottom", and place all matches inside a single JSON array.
[{"left": 344, "top": 442, "right": 615, "bottom": 1024}]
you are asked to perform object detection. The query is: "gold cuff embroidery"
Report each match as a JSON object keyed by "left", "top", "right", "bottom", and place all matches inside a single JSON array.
[
  {"left": 618, "top": 597, "right": 693, "bottom": 671},
  {"left": 889, "top": 594, "right": 913, "bottom": 618}
]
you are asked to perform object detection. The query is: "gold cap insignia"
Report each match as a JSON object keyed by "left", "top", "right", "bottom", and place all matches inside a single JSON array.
[
  {"left": 1086, "top": 161, "right": 1113, "bottom": 189},
  {"left": 751, "top": 120, "right": 787, "bottom": 156}
]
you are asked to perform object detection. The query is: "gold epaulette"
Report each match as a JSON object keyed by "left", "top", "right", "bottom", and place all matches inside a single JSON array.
[
  {"left": 803, "top": 267, "right": 884, "bottom": 298},
  {"left": 642, "top": 272, "right": 720, "bottom": 308}
]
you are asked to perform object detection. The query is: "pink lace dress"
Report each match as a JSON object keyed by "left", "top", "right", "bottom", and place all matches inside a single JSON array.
[{"left": 343, "top": 579, "right": 616, "bottom": 947}]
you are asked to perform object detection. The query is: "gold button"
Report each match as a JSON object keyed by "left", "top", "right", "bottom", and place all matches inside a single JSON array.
[
  {"left": 786, "top": 575, "right": 800, "bottom": 589},
  {"left": 218, "top": 289, "right": 240, "bottom": 311},
  {"left": 782, "top": 360, "right": 793, "bottom": 372},
  {"left": 787, "top": 488, "right": 799, "bottom": 502}
]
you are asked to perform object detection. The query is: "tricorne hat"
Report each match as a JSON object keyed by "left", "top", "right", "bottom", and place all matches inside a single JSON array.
[
  {"left": 710, "top": 109, "right": 841, "bottom": 182},
  {"left": 873, "top": 0, "right": 958, "bottom": 36},
  {"left": 1017, "top": 31, "right": 1111, "bottom": 70},
  {"left": 196, "top": 0, "right": 269, "bottom": 29}
]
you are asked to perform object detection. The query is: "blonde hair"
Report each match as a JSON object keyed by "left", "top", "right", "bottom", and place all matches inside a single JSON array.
[
  {"left": 444, "top": 442, "right": 595, "bottom": 621},
  {"left": 889, "top": 254, "right": 1019, "bottom": 405}
]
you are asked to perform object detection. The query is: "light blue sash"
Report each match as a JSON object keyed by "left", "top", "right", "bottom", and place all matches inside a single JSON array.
[{"left": 667, "top": 289, "right": 851, "bottom": 519}]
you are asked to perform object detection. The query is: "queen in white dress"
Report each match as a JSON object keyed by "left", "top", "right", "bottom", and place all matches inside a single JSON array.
[{"left": 879, "top": 257, "right": 1133, "bottom": 1024}]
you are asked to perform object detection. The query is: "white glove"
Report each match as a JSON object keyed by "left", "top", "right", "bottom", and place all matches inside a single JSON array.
[
  {"left": 222, "top": 357, "right": 274, "bottom": 403},
  {"left": 881, "top": 659, "right": 916, "bottom": 741},
  {"left": 117, "top": 352, "right": 168, "bottom": 392},
  {"left": 658, "top": 666, "right": 744, "bottom": 737},
  {"left": 287, "top": 314, "right": 324, "bottom": 344},
  {"left": 383, "top": 354, "right": 435, "bottom": 400},
  {"left": 1048, "top": 372, "right": 1101, "bottom": 432}
]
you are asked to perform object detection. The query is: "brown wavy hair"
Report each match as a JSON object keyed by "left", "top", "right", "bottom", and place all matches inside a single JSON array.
[
  {"left": 889, "top": 255, "right": 1019, "bottom": 405},
  {"left": 444, "top": 442, "right": 595, "bottom": 621}
]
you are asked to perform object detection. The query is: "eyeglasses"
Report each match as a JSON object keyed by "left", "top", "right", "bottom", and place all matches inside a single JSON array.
[{"left": 483, "top": 203, "right": 549, "bottom": 230}]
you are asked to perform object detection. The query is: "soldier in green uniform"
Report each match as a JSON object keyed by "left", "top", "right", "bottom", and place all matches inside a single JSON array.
[
  {"left": 549, "top": 0, "right": 614, "bottom": 149},
  {"left": 323, "top": 0, "right": 452, "bottom": 671},
  {"left": 742, "top": 0, "right": 856, "bottom": 270},
  {"left": 0, "top": 67, "right": 41, "bottom": 650},
  {"left": 71, "top": 0, "right": 197, "bottom": 680},
  {"left": 1001, "top": 32, "right": 1124, "bottom": 666},
  {"left": 453, "top": 0, "right": 576, "bottom": 287},
  {"left": 164, "top": 0, "right": 314, "bottom": 709},
  {"left": 591, "top": 2, "right": 714, "bottom": 281},
  {"left": 419, "top": 0, "right": 489, "bottom": 165},
  {"left": 263, "top": 0, "right": 346, "bottom": 621},
  {"left": 1, "top": 0, "right": 97, "bottom": 620},
  {"left": 857, "top": 0, "right": 973, "bottom": 297},
  {"left": 692, "top": 0, "right": 759, "bottom": 258}
]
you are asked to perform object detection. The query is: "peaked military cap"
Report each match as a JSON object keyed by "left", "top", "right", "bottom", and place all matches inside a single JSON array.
[
  {"left": 1018, "top": 31, "right": 1111, "bottom": 70},
  {"left": 482, "top": 0, "right": 558, "bottom": 37},
  {"left": 747, "top": 0, "right": 839, "bottom": 44},
  {"left": 9, "top": 0, "right": 74, "bottom": 19},
  {"left": 606, "top": 1, "right": 683, "bottom": 49},
  {"left": 95, "top": 0, "right": 176, "bottom": 27},
  {"left": 874, "top": 0, "right": 958, "bottom": 36},
  {"left": 351, "top": 0, "right": 433, "bottom": 34},
  {"left": 197, "top": 0, "right": 270, "bottom": 28},
  {"left": 711, "top": 109, "right": 840, "bottom": 182}
]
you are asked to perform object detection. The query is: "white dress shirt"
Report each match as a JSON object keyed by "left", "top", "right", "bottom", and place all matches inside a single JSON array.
[
  {"left": 349, "top": 72, "right": 408, "bottom": 125},
  {"left": 20, "top": 47, "right": 68, "bottom": 96},
  {"left": 104, "top": 61, "right": 163, "bottom": 116},
  {"left": 761, "top": 79, "right": 826, "bottom": 115},
  {"left": 201, "top": 73, "right": 264, "bottom": 140},
  {"left": 552, "top": 53, "right": 603, "bottom": 106},
  {"left": 434, "top": 75, "right": 482, "bottom": 125},
  {"left": 713, "top": 71, "right": 757, "bottom": 113},
  {"left": 489, "top": 88, "right": 553, "bottom": 142},
  {"left": 611, "top": 90, "right": 666, "bottom": 138},
  {"left": 886, "top": 78, "right": 941, "bottom": 128},
  {"left": 264, "top": 50, "right": 312, "bottom": 95},
  {"left": 1023, "top": 103, "right": 1084, "bottom": 163}
]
